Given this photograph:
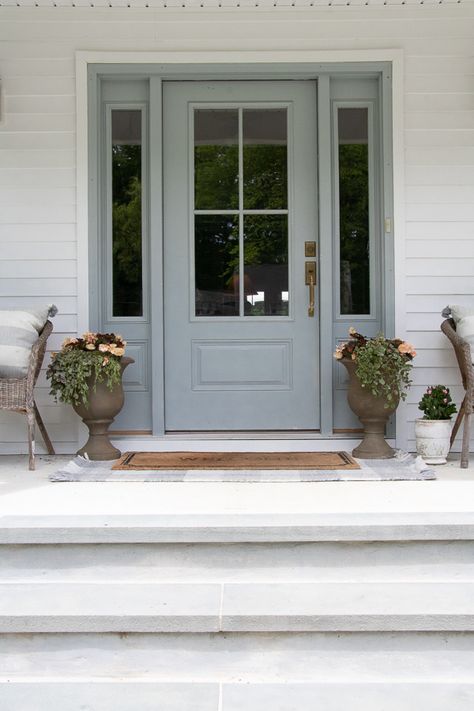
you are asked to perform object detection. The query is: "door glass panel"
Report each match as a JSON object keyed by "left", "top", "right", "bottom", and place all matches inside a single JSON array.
[
  {"left": 194, "top": 110, "right": 239, "bottom": 210},
  {"left": 244, "top": 215, "right": 288, "bottom": 316},
  {"left": 111, "top": 109, "right": 143, "bottom": 317},
  {"left": 195, "top": 215, "right": 239, "bottom": 316},
  {"left": 194, "top": 106, "right": 289, "bottom": 318},
  {"left": 243, "top": 109, "right": 288, "bottom": 210},
  {"left": 338, "top": 107, "right": 370, "bottom": 315}
]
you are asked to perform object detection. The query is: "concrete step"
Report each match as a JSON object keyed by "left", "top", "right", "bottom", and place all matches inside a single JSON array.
[
  {"left": 2, "top": 631, "right": 474, "bottom": 682},
  {"left": 2, "top": 512, "right": 474, "bottom": 543},
  {"left": 2, "top": 540, "right": 474, "bottom": 583},
  {"left": 2, "top": 581, "right": 474, "bottom": 633},
  {"left": 0, "top": 681, "right": 473, "bottom": 711},
  {"left": 221, "top": 682, "right": 474, "bottom": 711}
]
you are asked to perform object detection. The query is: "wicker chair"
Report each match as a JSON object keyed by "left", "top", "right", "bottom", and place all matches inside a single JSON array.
[
  {"left": 441, "top": 318, "right": 474, "bottom": 469},
  {"left": 0, "top": 319, "right": 55, "bottom": 470}
]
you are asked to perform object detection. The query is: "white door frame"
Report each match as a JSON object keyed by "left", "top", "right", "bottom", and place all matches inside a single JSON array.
[{"left": 78, "top": 49, "right": 405, "bottom": 445}]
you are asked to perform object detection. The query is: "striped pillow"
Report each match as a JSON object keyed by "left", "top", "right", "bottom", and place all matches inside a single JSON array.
[{"left": 0, "top": 305, "right": 57, "bottom": 378}]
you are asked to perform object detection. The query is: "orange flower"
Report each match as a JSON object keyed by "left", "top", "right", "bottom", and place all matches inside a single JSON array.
[{"left": 398, "top": 342, "right": 417, "bottom": 358}]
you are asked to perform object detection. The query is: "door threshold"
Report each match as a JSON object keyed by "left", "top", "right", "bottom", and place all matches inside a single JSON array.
[
  {"left": 165, "top": 430, "right": 324, "bottom": 440},
  {"left": 109, "top": 433, "right": 389, "bottom": 453},
  {"left": 110, "top": 430, "right": 366, "bottom": 441}
]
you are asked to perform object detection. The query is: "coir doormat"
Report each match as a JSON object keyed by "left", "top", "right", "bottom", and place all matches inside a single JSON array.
[{"left": 112, "top": 451, "right": 360, "bottom": 471}]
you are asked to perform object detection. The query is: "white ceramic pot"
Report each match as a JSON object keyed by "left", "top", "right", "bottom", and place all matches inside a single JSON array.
[{"left": 415, "top": 418, "right": 452, "bottom": 465}]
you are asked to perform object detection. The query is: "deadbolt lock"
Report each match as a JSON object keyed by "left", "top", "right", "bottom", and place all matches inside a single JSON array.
[{"left": 305, "top": 241, "right": 317, "bottom": 258}]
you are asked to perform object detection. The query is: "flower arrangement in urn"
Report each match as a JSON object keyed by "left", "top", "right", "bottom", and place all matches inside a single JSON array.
[
  {"left": 415, "top": 385, "right": 457, "bottom": 465},
  {"left": 334, "top": 328, "right": 417, "bottom": 459},
  {"left": 334, "top": 327, "right": 417, "bottom": 405},
  {"left": 47, "top": 332, "right": 133, "bottom": 460},
  {"left": 47, "top": 331, "right": 127, "bottom": 406}
]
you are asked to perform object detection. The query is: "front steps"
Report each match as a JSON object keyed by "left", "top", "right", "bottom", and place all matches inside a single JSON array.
[
  {"left": 2, "top": 681, "right": 473, "bottom": 711},
  {"left": 1, "top": 513, "right": 474, "bottom": 709},
  {"left": 2, "top": 581, "right": 474, "bottom": 633}
]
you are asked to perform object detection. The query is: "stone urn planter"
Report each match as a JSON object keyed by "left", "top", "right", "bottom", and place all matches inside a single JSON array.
[
  {"left": 73, "top": 356, "right": 134, "bottom": 460},
  {"left": 415, "top": 418, "right": 452, "bottom": 465},
  {"left": 341, "top": 358, "right": 398, "bottom": 459}
]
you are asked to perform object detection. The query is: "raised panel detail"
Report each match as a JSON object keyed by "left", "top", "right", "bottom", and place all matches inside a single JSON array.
[
  {"left": 121, "top": 340, "right": 148, "bottom": 391},
  {"left": 334, "top": 338, "right": 350, "bottom": 391},
  {"left": 192, "top": 339, "right": 292, "bottom": 391}
]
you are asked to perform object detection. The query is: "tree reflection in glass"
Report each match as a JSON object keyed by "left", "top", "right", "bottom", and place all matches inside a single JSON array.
[
  {"left": 111, "top": 110, "right": 143, "bottom": 317},
  {"left": 194, "top": 110, "right": 239, "bottom": 210},
  {"left": 243, "top": 109, "right": 287, "bottom": 210},
  {"left": 338, "top": 107, "right": 370, "bottom": 315},
  {"left": 195, "top": 216, "right": 239, "bottom": 316},
  {"left": 193, "top": 107, "right": 289, "bottom": 317},
  {"left": 244, "top": 215, "right": 288, "bottom": 316}
]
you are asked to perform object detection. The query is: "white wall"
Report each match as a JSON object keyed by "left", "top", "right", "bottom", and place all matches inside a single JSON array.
[{"left": 0, "top": 4, "right": 473, "bottom": 452}]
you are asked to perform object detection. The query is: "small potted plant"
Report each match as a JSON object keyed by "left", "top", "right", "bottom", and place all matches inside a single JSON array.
[
  {"left": 415, "top": 385, "right": 457, "bottom": 465},
  {"left": 334, "top": 328, "right": 416, "bottom": 459},
  {"left": 47, "top": 332, "right": 134, "bottom": 460}
]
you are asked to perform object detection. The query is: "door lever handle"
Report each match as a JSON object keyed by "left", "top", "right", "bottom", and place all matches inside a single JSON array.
[
  {"left": 308, "top": 275, "right": 315, "bottom": 317},
  {"left": 305, "top": 261, "right": 316, "bottom": 317}
]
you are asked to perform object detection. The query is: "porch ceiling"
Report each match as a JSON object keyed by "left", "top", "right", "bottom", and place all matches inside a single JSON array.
[{"left": 0, "top": 0, "right": 469, "bottom": 7}]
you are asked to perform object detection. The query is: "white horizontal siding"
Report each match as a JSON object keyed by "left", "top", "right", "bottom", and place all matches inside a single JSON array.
[
  {"left": 407, "top": 295, "right": 474, "bottom": 312},
  {"left": 406, "top": 221, "right": 474, "bottom": 239},
  {"left": 402, "top": 9, "right": 474, "bottom": 440},
  {"left": 0, "top": 5, "right": 472, "bottom": 452},
  {"left": 406, "top": 166, "right": 474, "bottom": 185},
  {"left": 406, "top": 187, "right": 474, "bottom": 204},
  {"left": 0, "top": 188, "right": 75, "bottom": 205},
  {"left": 0, "top": 224, "right": 76, "bottom": 241},
  {"left": 0, "top": 261, "right": 76, "bottom": 278},
  {"left": 0, "top": 279, "right": 76, "bottom": 297},
  {"left": 0, "top": 243, "right": 76, "bottom": 260}
]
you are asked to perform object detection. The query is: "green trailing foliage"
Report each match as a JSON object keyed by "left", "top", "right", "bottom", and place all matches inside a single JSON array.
[
  {"left": 334, "top": 329, "right": 416, "bottom": 407},
  {"left": 418, "top": 385, "right": 457, "bottom": 421},
  {"left": 46, "top": 332, "right": 126, "bottom": 407},
  {"left": 354, "top": 335, "right": 413, "bottom": 406}
]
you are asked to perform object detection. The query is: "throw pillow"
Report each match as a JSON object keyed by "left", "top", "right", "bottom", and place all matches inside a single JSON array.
[
  {"left": 0, "top": 304, "right": 57, "bottom": 378},
  {"left": 445, "top": 304, "right": 474, "bottom": 362}
]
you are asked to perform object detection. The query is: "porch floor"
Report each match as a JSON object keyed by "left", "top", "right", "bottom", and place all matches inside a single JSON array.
[{"left": 0, "top": 454, "right": 473, "bottom": 524}]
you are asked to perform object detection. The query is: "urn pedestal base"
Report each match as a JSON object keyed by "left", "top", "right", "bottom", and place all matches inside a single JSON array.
[
  {"left": 76, "top": 419, "right": 121, "bottom": 461},
  {"left": 73, "top": 357, "right": 134, "bottom": 461},
  {"left": 352, "top": 417, "right": 396, "bottom": 459},
  {"left": 341, "top": 358, "right": 398, "bottom": 460}
]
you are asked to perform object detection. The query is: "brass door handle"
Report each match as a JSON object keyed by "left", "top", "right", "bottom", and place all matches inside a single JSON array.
[
  {"left": 305, "top": 261, "right": 316, "bottom": 317},
  {"left": 308, "top": 275, "right": 315, "bottom": 317}
]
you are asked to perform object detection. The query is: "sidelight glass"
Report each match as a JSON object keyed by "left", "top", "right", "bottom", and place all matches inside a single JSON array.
[
  {"left": 111, "top": 109, "right": 143, "bottom": 317},
  {"left": 338, "top": 107, "right": 370, "bottom": 315},
  {"left": 243, "top": 109, "right": 288, "bottom": 210},
  {"left": 244, "top": 215, "right": 288, "bottom": 316},
  {"left": 194, "top": 109, "right": 239, "bottom": 210}
]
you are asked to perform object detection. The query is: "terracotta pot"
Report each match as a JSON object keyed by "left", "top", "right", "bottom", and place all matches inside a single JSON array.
[
  {"left": 340, "top": 358, "right": 399, "bottom": 459},
  {"left": 415, "top": 418, "right": 452, "bottom": 465},
  {"left": 73, "top": 356, "right": 134, "bottom": 460}
]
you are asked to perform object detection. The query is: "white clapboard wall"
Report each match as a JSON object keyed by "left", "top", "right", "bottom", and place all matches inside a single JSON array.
[{"left": 0, "top": 3, "right": 473, "bottom": 451}]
